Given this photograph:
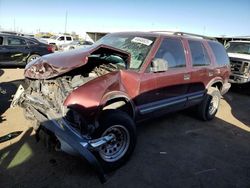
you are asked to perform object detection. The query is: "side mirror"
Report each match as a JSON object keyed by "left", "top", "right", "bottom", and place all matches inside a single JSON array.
[{"left": 150, "top": 58, "right": 168, "bottom": 72}]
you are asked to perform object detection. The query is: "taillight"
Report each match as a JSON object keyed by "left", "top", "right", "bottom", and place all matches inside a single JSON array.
[{"left": 47, "top": 45, "right": 55, "bottom": 53}]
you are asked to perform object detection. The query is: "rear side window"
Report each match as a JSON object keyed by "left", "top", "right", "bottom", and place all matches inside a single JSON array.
[
  {"left": 188, "top": 40, "right": 210, "bottom": 66},
  {"left": 66, "top": 36, "right": 72, "bottom": 41},
  {"left": 154, "top": 38, "right": 186, "bottom": 68},
  {"left": 7, "top": 37, "right": 26, "bottom": 46},
  {"left": 27, "top": 40, "right": 37, "bottom": 45},
  {"left": 208, "top": 41, "right": 229, "bottom": 66}
]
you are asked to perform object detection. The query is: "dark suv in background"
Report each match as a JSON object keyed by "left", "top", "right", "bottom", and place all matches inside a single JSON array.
[
  {"left": 0, "top": 33, "right": 54, "bottom": 67},
  {"left": 13, "top": 31, "right": 231, "bottom": 182}
]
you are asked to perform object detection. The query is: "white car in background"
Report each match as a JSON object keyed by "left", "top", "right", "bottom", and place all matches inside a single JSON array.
[
  {"left": 226, "top": 41, "right": 250, "bottom": 84},
  {"left": 58, "top": 40, "right": 93, "bottom": 51},
  {"left": 44, "top": 35, "right": 74, "bottom": 49}
]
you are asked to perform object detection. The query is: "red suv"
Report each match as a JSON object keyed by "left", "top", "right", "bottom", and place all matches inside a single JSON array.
[{"left": 12, "top": 31, "right": 231, "bottom": 182}]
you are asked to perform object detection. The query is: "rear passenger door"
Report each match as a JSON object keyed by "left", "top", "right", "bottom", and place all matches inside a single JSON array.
[{"left": 186, "top": 40, "right": 212, "bottom": 106}]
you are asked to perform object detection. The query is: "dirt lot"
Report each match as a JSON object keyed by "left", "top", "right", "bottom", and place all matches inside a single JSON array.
[{"left": 0, "top": 68, "right": 250, "bottom": 188}]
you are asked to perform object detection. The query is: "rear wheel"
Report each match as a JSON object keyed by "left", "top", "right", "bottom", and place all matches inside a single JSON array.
[
  {"left": 92, "top": 110, "right": 136, "bottom": 171},
  {"left": 27, "top": 54, "right": 40, "bottom": 63},
  {"left": 197, "top": 87, "right": 221, "bottom": 121}
]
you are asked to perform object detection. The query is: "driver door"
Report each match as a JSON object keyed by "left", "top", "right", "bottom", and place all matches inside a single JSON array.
[{"left": 145, "top": 37, "right": 190, "bottom": 116}]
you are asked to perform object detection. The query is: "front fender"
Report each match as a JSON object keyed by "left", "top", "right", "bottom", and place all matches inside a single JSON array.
[
  {"left": 64, "top": 72, "right": 123, "bottom": 121},
  {"left": 98, "top": 91, "right": 136, "bottom": 118}
]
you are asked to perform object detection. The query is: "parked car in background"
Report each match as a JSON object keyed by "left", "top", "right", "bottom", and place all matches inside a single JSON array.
[
  {"left": 0, "top": 33, "right": 54, "bottom": 67},
  {"left": 12, "top": 31, "right": 230, "bottom": 182},
  {"left": 44, "top": 35, "right": 74, "bottom": 50},
  {"left": 226, "top": 41, "right": 250, "bottom": 84},
  {"left": 58, "top": 40, "right": 94, "bottom": 51}
]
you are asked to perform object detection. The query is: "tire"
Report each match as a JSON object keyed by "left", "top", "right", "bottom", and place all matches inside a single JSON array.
[
  {"left": 197, "top": 87, "right": 221, "bottom": 121},
  {"left": 92, "top": 110, "right": 136, "bottom": 171},
  {"left": 69, "top": 46, "right": 75, "bottom": 50},
  {"left": 27, "top": 54, "right": 41, "bottom": 63}
]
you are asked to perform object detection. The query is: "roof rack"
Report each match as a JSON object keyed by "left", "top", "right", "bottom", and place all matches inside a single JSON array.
[
  {"left": 151, "top": 31, "right": 216, "bottom": 41},
  {"left": 173, "top": 32, "right": 216, "bottom": 41},
  {"left": 150, "top": 30, "right": 176, "bottom": 34}
]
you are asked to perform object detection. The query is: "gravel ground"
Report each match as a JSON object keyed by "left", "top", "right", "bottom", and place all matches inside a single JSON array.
[{"left": 0, "top": 68, "right": 250, "bottom": 188}]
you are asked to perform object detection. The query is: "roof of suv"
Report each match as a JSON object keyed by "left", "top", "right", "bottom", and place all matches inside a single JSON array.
[{"left": 110, "top": 31, "right": 216, "bottom": 41}]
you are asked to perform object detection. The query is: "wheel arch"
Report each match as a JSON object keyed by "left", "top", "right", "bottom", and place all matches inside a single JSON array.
[
  {"left": 206, "top": 77, "right": 223, "bottom": 93},
  {"left": 26, "top": 53, "right": 41, "bottom": 63},
  {"left": 98, "top": 92, "right": 136, "bottom": 120}
]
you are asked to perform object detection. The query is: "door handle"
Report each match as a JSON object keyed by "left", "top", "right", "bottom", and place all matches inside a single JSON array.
[{"left": 183, "top": 73, "right": 191, "bottom": 80}]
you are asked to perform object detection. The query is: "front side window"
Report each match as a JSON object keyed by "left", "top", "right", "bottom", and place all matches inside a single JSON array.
[
  {"left": 95, "top": 34, "right": 156, "bottom": 70},
  {"left": 7, "top": 37, "right": 26, "bottom": 46},
  {"left": 188, "top": 40, "right": 210, "bottom": 66},
  {"left": 59, "top": 36, "right": 65, "bottom": 41},
  {"left": 154, "top": 38, "right": 186, "bottom": 69}
]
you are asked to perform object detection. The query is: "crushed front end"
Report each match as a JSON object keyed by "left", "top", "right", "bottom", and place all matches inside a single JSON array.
[
  {"left": 12, "top": 77, "right": 109, "bottom": 182},
  {"left": 11, "top": 45, "right": 131, "bottom": 183}
]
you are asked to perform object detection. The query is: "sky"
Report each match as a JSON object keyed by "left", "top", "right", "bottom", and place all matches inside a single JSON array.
[{"left": 0, "top": 0, "right": 249, "bottom": 37}]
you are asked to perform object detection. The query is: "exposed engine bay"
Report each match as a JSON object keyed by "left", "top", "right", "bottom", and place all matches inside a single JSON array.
[{"left": 21, "top": 54, "right": 126, "bottom": 121}]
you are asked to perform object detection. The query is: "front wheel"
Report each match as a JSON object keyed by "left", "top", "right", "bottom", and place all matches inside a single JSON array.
[
  {"left": 93, "top": 110, "right": 136, "bottom": 171},
  {"left": 197, "top": 87, "right": 221, "bottom": 121}
]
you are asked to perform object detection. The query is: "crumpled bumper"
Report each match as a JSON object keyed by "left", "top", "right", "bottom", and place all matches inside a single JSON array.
[
  {"left": 38, "top": 114, "right": 107, "bottom": 183},
  {"left": 11, "top": 86, "right": 107, "bottom": 183}
]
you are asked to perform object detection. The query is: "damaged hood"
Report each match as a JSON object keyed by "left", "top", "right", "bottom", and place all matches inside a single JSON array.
[{"left": 25, "top": 44, "right": 130, "bottom": 79}]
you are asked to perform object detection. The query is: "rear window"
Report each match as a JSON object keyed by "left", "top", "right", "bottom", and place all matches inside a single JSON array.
[
  {"left": 208, "top": 41, "right": 229, "bottom": 66},
  {"left": 188, "top": 40, "right": 210, "bottom": 66}
]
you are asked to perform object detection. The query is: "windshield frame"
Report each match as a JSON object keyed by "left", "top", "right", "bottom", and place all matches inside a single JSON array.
[{"left": 94, "top": 33, "right": 157, "bottom": 71}]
